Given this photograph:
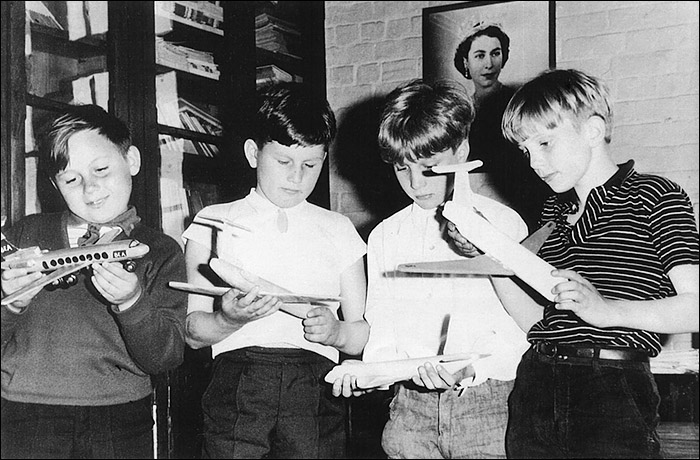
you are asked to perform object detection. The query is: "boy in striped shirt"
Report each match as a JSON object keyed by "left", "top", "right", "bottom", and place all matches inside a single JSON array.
[{"left": 450, "top": 68, "right": 699, "bottom": 458}]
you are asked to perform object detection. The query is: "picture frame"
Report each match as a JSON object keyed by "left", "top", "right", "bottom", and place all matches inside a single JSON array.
[{"left": 423, "top": 1, "right": 555, "bottom": 91}]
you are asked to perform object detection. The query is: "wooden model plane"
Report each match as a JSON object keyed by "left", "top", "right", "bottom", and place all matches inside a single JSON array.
[
  {"left": 1, "top": 225, "right": 150, "bottom": 306},
  {"left": 396, "top": 160, "right": 560, "bottom": 302},
  {"left": 398, "top": 221, "right": 555, "bottom": 276},
  {"left": 170, "top": 257, "right": 343, "bottom": 319},
  {"left": 324, "top": 352, "right": 489, "bottom": 389}
]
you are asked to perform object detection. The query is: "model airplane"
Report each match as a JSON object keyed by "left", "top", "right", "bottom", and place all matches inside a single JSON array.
[
  {"left": 396, "top": 160, "right": 560, "bottom": 302},
  {"left": 398, "top": 221, "right": 555, "bottom": 276},
  {"left": 324, "top": 352, "right": 489, "bottom": 389},
  {"left": 170, "top": 258, "right": 343, "bottom": 319},
  {"left": 1, "top": 226, "right": 150, "bottom": 306},
  {"left": 193, "top": 214, "right": 252, "bottom": 235}
]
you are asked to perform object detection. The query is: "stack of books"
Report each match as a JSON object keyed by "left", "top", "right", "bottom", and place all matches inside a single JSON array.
[
  {"left": 155, "top": 1, "right": 223, "bottom": 36},
  {"left": 255, "top": 12, "right": 302, "bottom": 58},
  {"left": 156, "top": 37, "right": 220, "bottom": 80},
  {"left": 178, "top": 98, "right": 222, "bottom": 158},
  {"left": 256, "top": 64, "right": 303, "bottom": 87},
  {"left": 156, "top": 71, "right": 221, "bottom": 158}
]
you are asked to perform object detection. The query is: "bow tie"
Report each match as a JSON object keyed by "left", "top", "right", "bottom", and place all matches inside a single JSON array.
[{"left": 68, "top": 206, "right": 141, "bottom": 246}]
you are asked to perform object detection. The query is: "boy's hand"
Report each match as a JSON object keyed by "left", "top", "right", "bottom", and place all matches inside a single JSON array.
[
  {"left": 91, "top": 261, "right": 141, "bottom": 308},
  {"left": 303, "top": 306, "right": 340, "bottom": 346},
  {"left": 1, "top": 267, "right": 44, "bottom": 310},
  {"left": 220, "top": 285, "right": 281, "bottom": 325},
  {"left": 551, "top": 269, "right": 615, "bottom": 328},
  {"left": 446, "top": 221, "right": 481, "bottom": 258},
  {"left": 411, "top": 362, "right": 458, "bottom": 391},
  {"left": 330, "top": 366, "right": 372, "bottom": 397}
]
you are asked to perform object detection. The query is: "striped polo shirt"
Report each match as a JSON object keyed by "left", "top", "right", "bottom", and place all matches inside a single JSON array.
[{"left": 529, "top": 160, "right": 699, "bottom": 357}]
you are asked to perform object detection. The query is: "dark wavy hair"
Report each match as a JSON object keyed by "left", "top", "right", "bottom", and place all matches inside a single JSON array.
[
  {"left": 251, "top": 82, "right": 336, "bottom": 150},
  {"left": 454, "top": 24, "right": 510, "bottom": 79}
]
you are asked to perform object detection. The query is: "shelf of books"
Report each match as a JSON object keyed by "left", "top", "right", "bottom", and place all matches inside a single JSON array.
[
  {"left": 255, "top": 4, "right": 304, "bottom": 88},
  {"left": 154, "top": 1, "right": 225, "bottom": 245},
  {"left": 24, "top": 1, "right": 112, "bottom": 217}
]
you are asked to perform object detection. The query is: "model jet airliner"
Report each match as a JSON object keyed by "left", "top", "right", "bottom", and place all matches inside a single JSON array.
[
  {"left": 396, "top": 160, "right": 560, "bottom": 302},
  {"left": 1, "top": 224, "right": 150, "bottom": 306}
]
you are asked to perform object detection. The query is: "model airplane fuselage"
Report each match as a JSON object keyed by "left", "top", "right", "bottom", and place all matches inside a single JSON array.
[
  {"left": 1, "top": 227, "right": 150, "bottom": 306},
  {"left": 396, "top": 161, "right": 560, "bottom": 302},
  {"left": 324, "top": 352, "right": 488, "bottom": 389},
  {"left": 1, "top": 239, "right": 150, "bottom": 273}
]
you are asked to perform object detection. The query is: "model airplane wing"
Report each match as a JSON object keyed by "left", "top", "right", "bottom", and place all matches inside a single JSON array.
[
  {"left": 324, "top": 352, "right": 489, "bottom": 389},
  {"left": 173, "top": 258, "right": 344, "bottom": 319},
  {"left": 193, "top": 214, "right": 252, "bottom": 235},
  {"left": 1, "top": 228, "right": 149, "bottom": 306},
  {"left": 168, "top": 281, "right": 343, "bottom": 304},
  {"left": 397, "top": 221, "right": 555, "bottom": 275}
]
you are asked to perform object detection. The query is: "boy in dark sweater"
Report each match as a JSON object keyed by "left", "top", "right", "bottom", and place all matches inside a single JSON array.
[{"left": 1, "top": 104, "right": 187, "bottom": 459}]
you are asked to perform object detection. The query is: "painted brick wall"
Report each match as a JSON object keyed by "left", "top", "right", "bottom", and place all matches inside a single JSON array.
[{"left": 325, "top": 1, "right": 699, "bottom": 235}]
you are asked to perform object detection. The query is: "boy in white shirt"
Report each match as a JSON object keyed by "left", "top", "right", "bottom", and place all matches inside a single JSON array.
[
  {"left": 182, "top": 83, "right": 368, "bottom": 459},
  {"left": 337, "top": 79, "right": 529, "bottom": 459}
]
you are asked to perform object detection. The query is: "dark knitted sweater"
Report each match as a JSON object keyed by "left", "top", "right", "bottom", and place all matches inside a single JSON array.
[{"left": 1, "top": 211, "right": 187, "bottom": 406}]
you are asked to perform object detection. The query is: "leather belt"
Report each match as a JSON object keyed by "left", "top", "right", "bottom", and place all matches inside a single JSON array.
[{"left": 534, "top": 341, "right": 649, "bottom": 363}]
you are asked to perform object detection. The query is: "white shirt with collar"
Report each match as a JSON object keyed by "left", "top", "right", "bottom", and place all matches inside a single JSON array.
[
  {"left": 363, "top": 193, "right": 530, "bottom": 387},
  {"left": 182, "top": 188, "right": 366, "bottom": 362}
]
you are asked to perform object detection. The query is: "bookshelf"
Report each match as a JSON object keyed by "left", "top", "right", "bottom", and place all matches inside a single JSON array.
[{"left": 1, "top": 1, "right": 326, "bottom": 458}]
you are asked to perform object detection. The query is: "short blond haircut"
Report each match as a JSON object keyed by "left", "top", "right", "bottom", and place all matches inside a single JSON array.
[{"left": 502, "top": 68, "right": 613, "bottom": 145}]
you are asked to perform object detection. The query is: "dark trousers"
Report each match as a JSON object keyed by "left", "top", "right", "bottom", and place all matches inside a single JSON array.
[
  {"left": 201, "top": 347, "right": 346, "bottom": 459},
  {"left": 1, "top": 396, "right": 153, "bottom": 459},
  {"left": 506, "top": 347, "right": 662, "bottom": 459}
]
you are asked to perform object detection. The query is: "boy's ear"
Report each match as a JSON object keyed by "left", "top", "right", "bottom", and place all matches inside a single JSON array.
[
  {"left": 585, "top": 115, "right": 606, "bottom": 147},
  {"left": 125, "top": 146, "right": 141, "bottom": 176},
  {"left": 244, "top": 139, "right": 259, "bottom": 168},
  {"left": 455, "top": 139, "right": 470, "bottom": 162}
]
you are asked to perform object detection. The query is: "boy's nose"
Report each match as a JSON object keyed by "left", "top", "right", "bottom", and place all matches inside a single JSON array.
[
  {"left": 409, "top": 170, "right": 425, "bottom": 189},
  {"left": 288, "top": 167, "right": 303, "bottom": 183},
  {"left": 83, "top": 176, "right": 101, "bottom": 193}
]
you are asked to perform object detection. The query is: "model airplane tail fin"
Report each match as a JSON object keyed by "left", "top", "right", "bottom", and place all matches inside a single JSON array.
[
  {"left": 520, "top": 221, "right": 556, "bottom": 254},
  {"left": 1, "top": 230, "right": 20, "bottom": 260}
]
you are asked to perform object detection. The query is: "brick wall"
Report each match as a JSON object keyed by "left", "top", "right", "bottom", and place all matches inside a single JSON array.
[{"left": 325, "top": 1, "right": 699, "bottom": 235}]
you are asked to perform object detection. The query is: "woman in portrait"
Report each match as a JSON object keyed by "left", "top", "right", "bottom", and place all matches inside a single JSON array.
[{"left": 454, "top": 22, "right": 549, "bottom": 232}]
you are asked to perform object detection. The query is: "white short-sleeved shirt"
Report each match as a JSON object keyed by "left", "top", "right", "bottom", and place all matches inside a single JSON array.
[
  {"left": 363, "top": 194, "right": 530, "bottom": 386},
  {"left": 182, "top": 189, "right": 366, "bottom": 362}
]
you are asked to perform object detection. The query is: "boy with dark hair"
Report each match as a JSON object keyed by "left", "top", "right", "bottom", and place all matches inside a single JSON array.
[
  {"left": 182, "top": 82, "right": 368, "bottom": 459},
  {"left": 1, "top": 104, "right": 187, "bottom": 459},
  {"left": 334, "top": 79, "right": 529, "bottom": 459},
  {"left": 452, "top": 68, "right": 699, "bottom": 458}
]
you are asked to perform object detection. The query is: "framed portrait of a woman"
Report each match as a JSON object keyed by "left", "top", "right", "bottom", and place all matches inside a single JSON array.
[
  {"left": 423, "top": 1, "right": 555, "bottom": 90},
  {"left": 423, "top": 1, "right": 556, "bottom": 232}
]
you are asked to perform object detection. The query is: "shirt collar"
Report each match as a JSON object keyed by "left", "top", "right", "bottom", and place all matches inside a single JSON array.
[
  {"left": 555, "top": 160, "right": 635, "bottom": 213},
  {"left": 246, "top": 188, "right": 307, "bottom": 216},
  {"left": 64, "top": 205, "right": 140, "bottom": 237}
]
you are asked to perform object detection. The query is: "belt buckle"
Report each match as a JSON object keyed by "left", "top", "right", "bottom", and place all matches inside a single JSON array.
[{"left": 538, "top": 341, "right": 557, "bottom": 357}]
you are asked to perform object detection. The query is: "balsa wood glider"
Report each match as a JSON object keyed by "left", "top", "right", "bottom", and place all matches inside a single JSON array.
[
  {"left": 397, "top": 161, "right": 560, "bottom": 302},
  {"left": 1, "top": 228, "right": 150, "bottom": 306},
  {"left": 170, "top": 258, "right": 343, "bottom": 319},
  {"left": 324, "top": 352, "right": 489, "bottom": 389}
]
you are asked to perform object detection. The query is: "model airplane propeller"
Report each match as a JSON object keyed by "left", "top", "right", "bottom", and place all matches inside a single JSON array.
[
  {"left": 396, "top": 160, "right": 560, "bottom": 302},
  {"left": 1, "top": 225, "right": 150, "bottom": 306}
]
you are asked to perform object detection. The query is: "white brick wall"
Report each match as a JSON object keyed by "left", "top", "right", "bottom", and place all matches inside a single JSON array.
[{"left": 325, "top": 1, "right": 700, "bottom": 231}]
